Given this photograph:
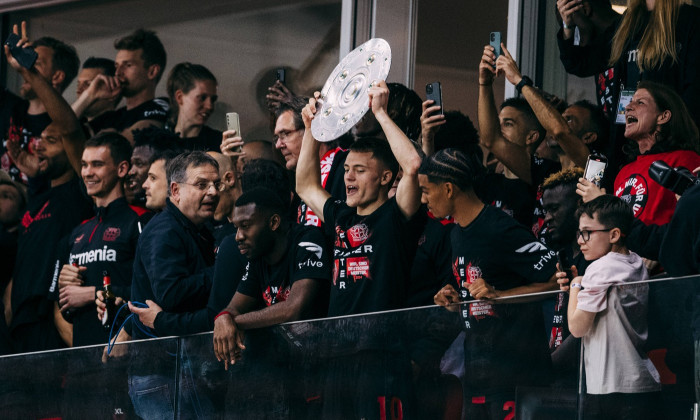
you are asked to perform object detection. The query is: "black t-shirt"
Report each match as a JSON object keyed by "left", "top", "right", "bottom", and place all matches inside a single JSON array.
[
  {"left": 476, "top": 173, "right": 534, "bottom": 227},
  {"left": 1, "top": 92, "right": 52, "bottom": 184},
  {"left": 11, "top": 177, "right": 94, "bottom": 330},
  {"left": 323, "top": 197, "right": 421, "bottom": 316},
  {"left": 48, "top": 198, "right": 149, "bottom": 347},
  {"left": 406, "top": 210, "right": 454, "bottom": 307},
  {"left": 179, "top": 125, "right": 223, "bottom": 152},
  {"left": 451, "top": 205, "right": 556, "bottom": 395},
  {"left": 547, "top": 245, "right": 591, "bottom": 351},
  {"left": 88, "top": 98, "right": 169, "bottom": 134},
  {"left": 237, "top": 224, "right": 331, "bottom": 317}
]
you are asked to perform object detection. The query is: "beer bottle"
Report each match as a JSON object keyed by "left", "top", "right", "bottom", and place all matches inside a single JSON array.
[
  {"left": 61, "top": 263, "right": 79, "bottom": 323},
  {"left": 101, "top": 270, "right": 117, "bottom": 331}
]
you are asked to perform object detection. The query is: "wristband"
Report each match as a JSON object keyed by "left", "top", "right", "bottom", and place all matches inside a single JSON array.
[
  {"left": 562, "top": 22, "right": 574, "bottom": 30},
  {"left": 215, "top": 311, "right": 233, "bottom": 321},
  {"left": 570, "top": 283, "right": 583, "bottom": 290},
  {"left": 515, "top": 76, "right": 533, "bottom": 93}
]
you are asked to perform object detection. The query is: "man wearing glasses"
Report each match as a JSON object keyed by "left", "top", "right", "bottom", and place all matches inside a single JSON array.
[
  {"left": 108, "top": 151, "right": 221, "bottom": 419},
  {"left": 273, "top": 98, "right": 347, "bottom": 226}
]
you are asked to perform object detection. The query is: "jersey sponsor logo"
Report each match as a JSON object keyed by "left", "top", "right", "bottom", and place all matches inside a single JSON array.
[
  {"left": 533, "top": 250, "right": 556, "bottom": 271},
  {"left": 69, "top": 245, "right": 117, "bottom": 265},
  {"left": 515, "top": 242, "right": 548, "bottom": 254},
  {"left": 299, "top": 241, "right": 323, "bottom": 259},
  {"left": 21, "top": 201, "right": 51, "bottom": 229},
  {"left": 614, "top": 173, "right": 648, "bottom": 218},
  {"left": 48, "top": 259, "right": 61, "bottom": 293},
  {"left": 152, "top": 98, "right": 170, "bottom": 112},
  {"left": 103, "top": 227, "right": 121, "bottom": 242},
  {"left": 298, "top": 259, "right": 324, "bottom": 269},
  {"left": 74, "top": 233, "right": 85, "bottom": 244},
  {"left": 347, "top": 223, "right": 369, "bottom": 247}
]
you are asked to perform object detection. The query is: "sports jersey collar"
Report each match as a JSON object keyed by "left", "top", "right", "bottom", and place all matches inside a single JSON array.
[{"left": 94, "top": 196, "right": 129, "bottom": 219}]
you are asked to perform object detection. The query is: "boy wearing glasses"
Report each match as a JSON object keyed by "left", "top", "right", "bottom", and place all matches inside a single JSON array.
[{"left": 558, "top": 195, "right": 661, "bottom": 419}]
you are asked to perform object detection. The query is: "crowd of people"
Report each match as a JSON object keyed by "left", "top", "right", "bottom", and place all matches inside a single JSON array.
[{"left": 1, "top": 0, "right": 700, "bottom": 417}]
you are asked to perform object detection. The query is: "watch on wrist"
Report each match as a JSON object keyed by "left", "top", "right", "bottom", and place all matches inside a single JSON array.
[
  {"left": 570, "top": 283, "right": 583, "bottom": 290},
  {"left": 562, "top": 22, "right": 575, "bottom": 30},
  {"left": 515, "top": 76, "right": 533, "bottom": 93}
]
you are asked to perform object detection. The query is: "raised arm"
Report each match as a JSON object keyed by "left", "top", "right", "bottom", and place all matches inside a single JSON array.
[
  {"left": 370, "top": 80, "right": 422, "bottom": 218},
  {"left": 295, "top": 94, "right": 331, "bottom": 222},
  {"left": 4, "top": 22, "right": 85, "bottom": 174},
  {"left": 498, "top": 45, "right": 589, "bottom": 168},
  {"left": 477, "top": 45, "right": 533, "bottom": 184}
]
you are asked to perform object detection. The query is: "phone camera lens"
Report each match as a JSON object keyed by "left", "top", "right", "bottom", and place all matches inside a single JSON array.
[{"left": 426, "top": 85, "right": 433, "bottom": 93}]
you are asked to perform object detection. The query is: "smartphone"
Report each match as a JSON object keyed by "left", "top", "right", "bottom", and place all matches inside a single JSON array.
[
  {"left": 226, "top": 112, "right": 242, "bottom": 153},
  {"left": 490, "top": 32, "right": 502, "bottom": 60},
  {"left": 556, "top": 250, "right": 573, "bottom": 281},
  {"left": 275, "top": 68, "right": 286, "bottom": 84},
  {"left": 425, "top": 82, "right": 443, "bottom": 116},
  {"left": 583, "top": 153, "right": 608, "bottom": 187},
  {"left": 4, "top": 33, "right": 38, "bottom": 69}
]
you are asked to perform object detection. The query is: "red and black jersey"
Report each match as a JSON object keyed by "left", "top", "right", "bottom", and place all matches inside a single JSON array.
[{"left": 49, "top": 197, "right": 151, "bottom": 347}]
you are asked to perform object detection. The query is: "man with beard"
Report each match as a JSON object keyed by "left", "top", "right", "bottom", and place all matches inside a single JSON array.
[
  {"left": 73, "top": 29, "right": 168, "bottom": 144},
  {"left": 2, "top": 25, "right": 93, "bottom": 353},
  {"left": 1, "top": 25, "right": 79, "bottom": 185}
]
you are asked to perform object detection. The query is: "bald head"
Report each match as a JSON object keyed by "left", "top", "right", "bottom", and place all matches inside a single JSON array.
[
  {"left": 208, "top": 151, "right": 235, "bottom": 177},
  {"left": 208, "top": 151, "right": 240, "bottom": 222}
]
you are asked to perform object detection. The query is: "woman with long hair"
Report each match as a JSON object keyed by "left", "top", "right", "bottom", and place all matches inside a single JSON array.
[
  {"left": 584, "top": 81, "right": 700, "bottom": 225},
  {"left": 166, "top": 62, "right": 222, "bottom": 151},
  {"left": 558, "top": 0, "right": 700, "bottom": 177}
]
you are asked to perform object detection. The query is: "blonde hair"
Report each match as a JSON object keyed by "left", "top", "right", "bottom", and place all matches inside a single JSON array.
[{"left": 609, "top": 0, "right": 689, "bottom": 71}]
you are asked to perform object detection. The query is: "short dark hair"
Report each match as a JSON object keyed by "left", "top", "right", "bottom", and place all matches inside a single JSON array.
[
  {"left": 501, "top": 97, "right": 545, "bottom": 141},
  {"left": 82, "top": 57, "right": 115, "bottom": 77},
  {"left": 114, "top": 29, "right": 167, "bottom": 83},
  {"left": 166, "top": 151, "right": 219, "bottom": 195},
  {"left": 166, "top": 62, "right": 217, "bottom": 123},
  {"left": 575, "top": 195, "right": 633, "bottom": 243},
  {"left": 133, "top": 127, "right": 185, "bottom": 163},
  {"left": 235, "top": 187, "right": 288, "bottom": 221},
  {"left": 349, "top": 137, "right": 400, "bottom": 184},
  {"left": 151, "top": 149, "right": 181, "bottom": 167},
  {"left": 275, "top": 97, "right": 307, "bottom": 131},
  {"left": 84, "top": 132, "right": 133, "bottom": 166},
  {"left": 433, "top": 110, "right": 480, "bottom": 154},
  {"left": 387, "top": 83, "right": 423, "bottom": 141},
  {"left": 418, "top": 148, "right": 484, "bottom": 192},
  {"left": 33, "top": 37, "right": 80, "bottom": 93},
  {"left": 571, "top": 100, "right": 609, "bottom": 151},
  {"left": 240, "top": 159, "right": 291, "bottom": 209}
]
